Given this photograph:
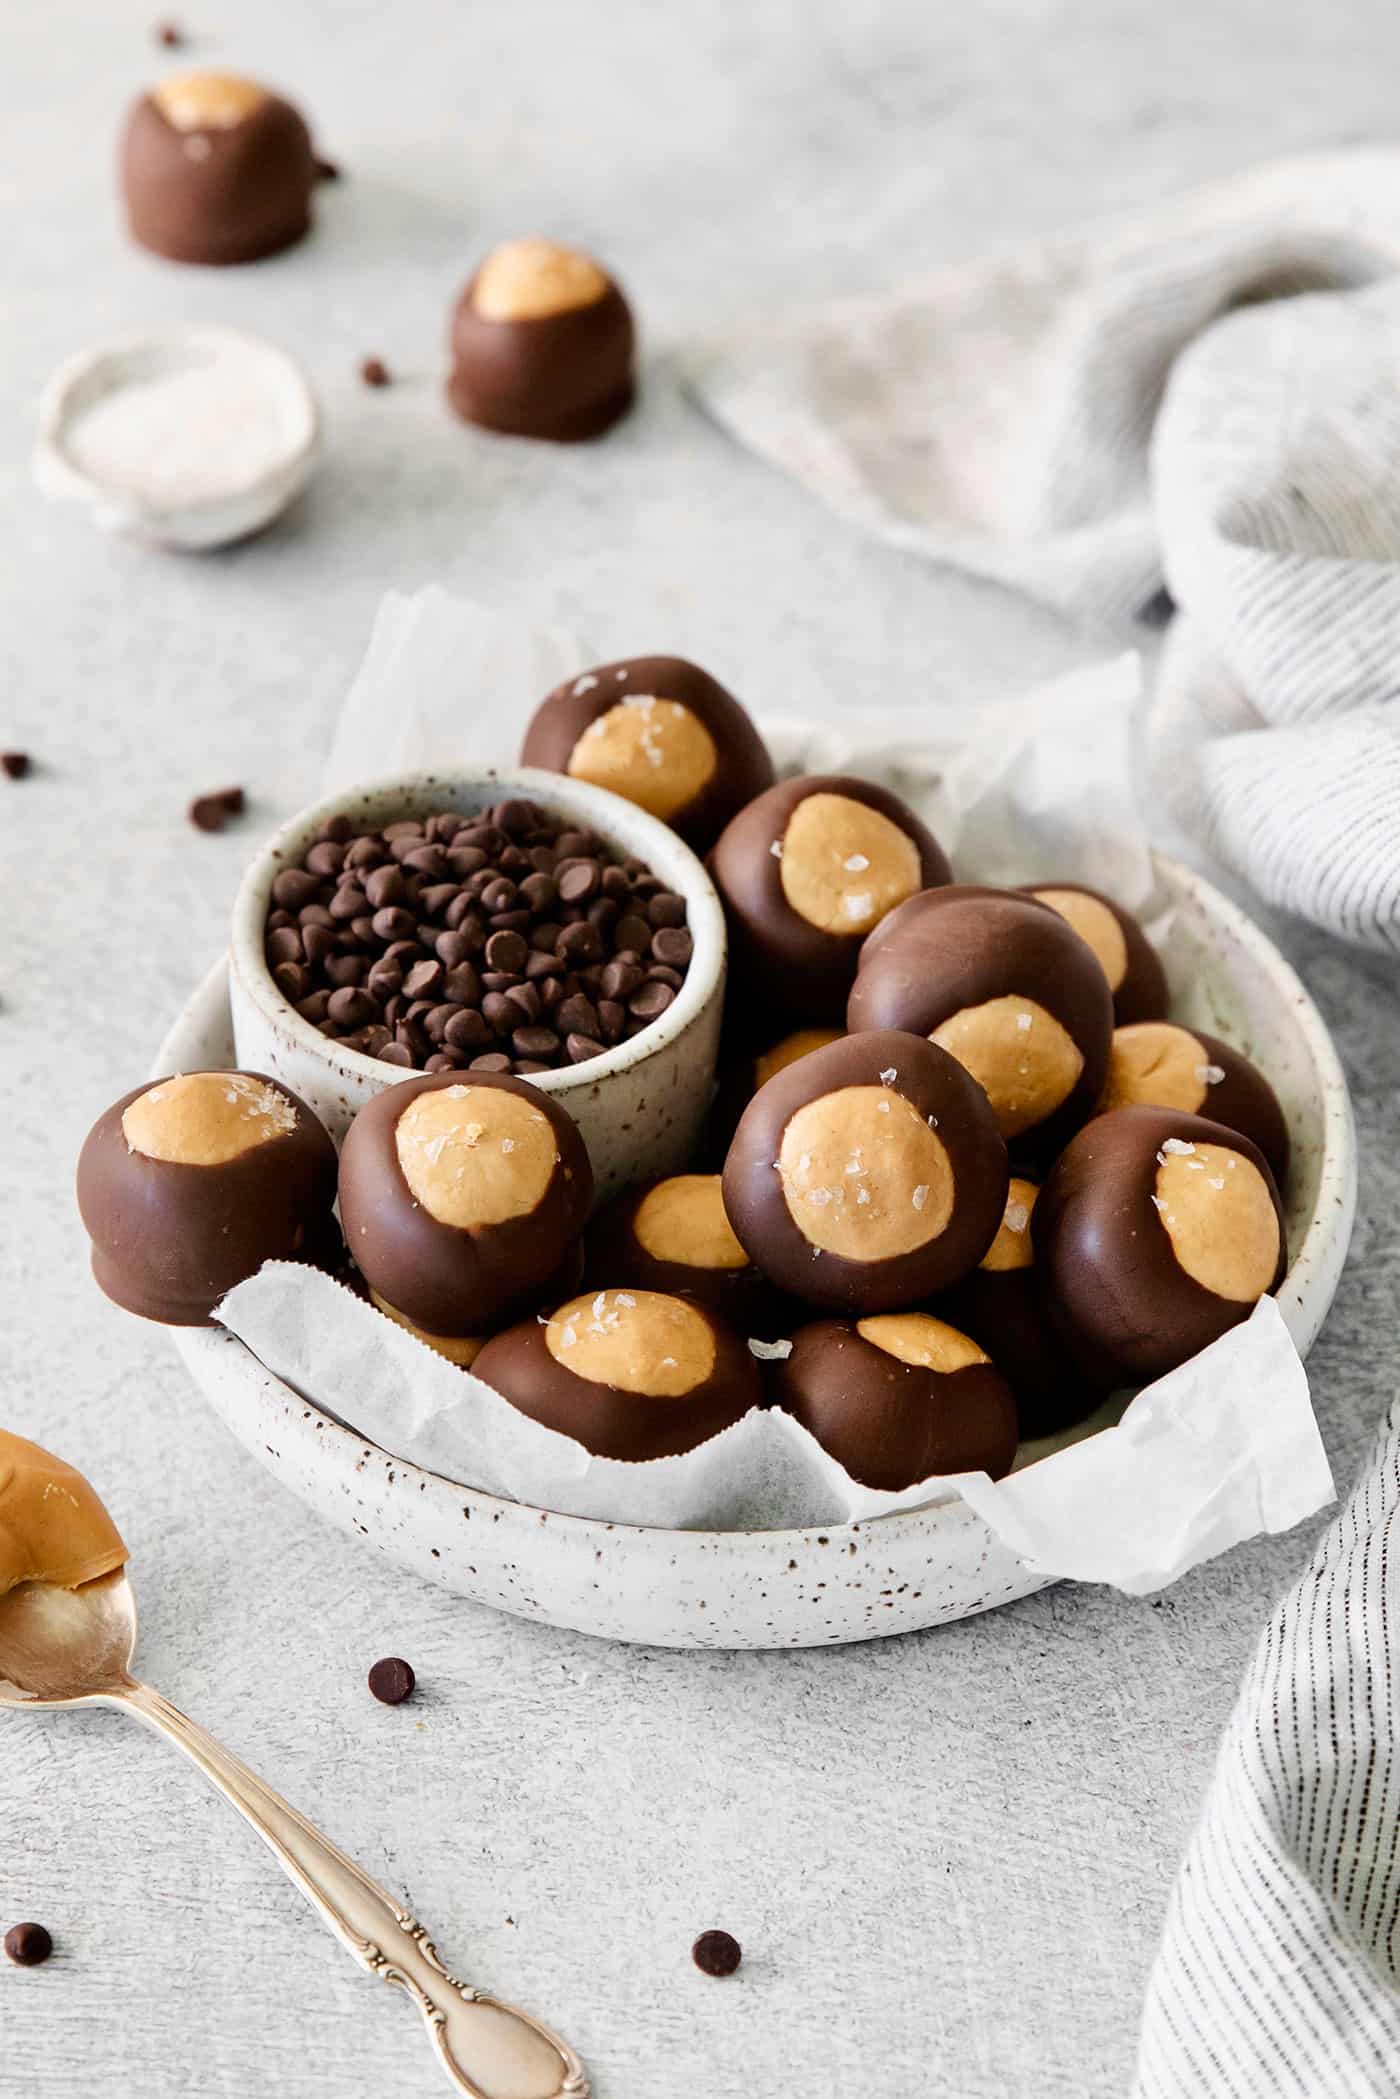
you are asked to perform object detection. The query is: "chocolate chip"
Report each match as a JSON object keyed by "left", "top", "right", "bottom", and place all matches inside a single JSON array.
[
  {"left": 469, "top": 1051, "right": 513, "bottom": 1073},
  {"left": 266, "top": 926, "right": 305, "bottom": 966},
  {"left": 646, "top": 965, "right": 685, "bottom": 991},
  {"left": 649, "top": 892, "right": 686, "bottom": 927},
  {"left": 425, "top": 1051, "right": 465, "bottom": 1073},
  {"left": 566, "top": 1032, "right": 606, "bottom": 1062},
  {"left": 273, "top": 961, "right": 312, "bottom": 1002},
  {"left": 652, "top": 926, "right": 693, "bottom": 968},
  {"left": 189, "top": 787, "right": 245, "bottom": 832},
  {"left": 328, "top": 987, "right": 377, "bottom": 1028},
  {"left": 367, "top": 1656, "right": 416, "bottom": 1706},
  {"left": 691, "top": 1930, "right": 741, "bottom": 1977},
  {"left": 305, "top": 840, "right": 345, "bottom": 878},
  {"left": 629, "top": 981, "right": 675, "bottom": 1021},
  {"left": 345, "top": 835, "right": 383, "bottom": 870},
  {"left": 601, "top": 959, "right": 644, "bottom": 1001},
  {"left": 297, "top": 990, "right": 332, "bottom": 1025},
  {"left": 360, "top": 357, "right": 391, "bottom": 388},
  {"left": 444, "top": 1007, "right": 492, "bottom": 1051},
  {"left": 363, "top": 865, "right": 406, "bottom": 909},
  {"left": 1, "top": 752, "right": 32, "bottom": 780},
  {"left": 442, "top": 962, "right": 483, "bottom": 1005},
  {"left": 557, "top": 858, "right": 601, "bottom": 903},
  {"left": 558, "top": 921, "right": 603, "bottom": 965},
  {"left": 4, "top": 1923, "right": 53, "bottom": 1967},
  {"left": 598, "top": 1000, "right": 626, "bottom": 1043},
  {"left": 512, "top": 1025, "right": 560, "bottom": 1059},
  {"left": 485, "top": 929, "right": 528, "bottom": 974},
  {"left": 378, "top": 1041, "right": 413, "bottom": 1067}
]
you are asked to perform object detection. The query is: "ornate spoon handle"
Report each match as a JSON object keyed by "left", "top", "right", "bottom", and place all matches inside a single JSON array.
[{"left": 112, "top": 1677, "right": 588, "bottom": 2099}]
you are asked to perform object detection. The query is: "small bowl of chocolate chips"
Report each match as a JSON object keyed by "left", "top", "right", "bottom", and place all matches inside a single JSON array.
[{"left": 228, "top": 768, "right": 727, "bottom": 1198}]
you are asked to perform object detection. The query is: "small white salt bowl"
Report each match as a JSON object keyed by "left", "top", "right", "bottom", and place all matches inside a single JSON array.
[
  {"left": 34, "top": 325, "right": 318, "bottom": 550},
  {"left": 228, "top": 766, "right": 728, "bottom": 1199}
]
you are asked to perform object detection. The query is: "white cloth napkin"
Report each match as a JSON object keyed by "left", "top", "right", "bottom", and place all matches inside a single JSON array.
[
  {"left": 687, "top": 148, "right": 1400, "bottom": 954},
  {"left": 1134, "top": 1393, "right": 1400, "bottom": 2097}
]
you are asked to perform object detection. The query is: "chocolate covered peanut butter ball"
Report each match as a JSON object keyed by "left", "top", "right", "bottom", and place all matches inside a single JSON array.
[
  {"left": 448, "top": 238, "right": 635, "bottom": 441},
  {"left": 1021, "top": 882, "right": 1168, "bottom": 1028},
  {"left": 121, "top": 72, "right": 320, "bottom": 264},
  {"left": 775, "top": 1314, "right": 1017, "bottom": 1490},
  {"left": 938, "top": 1178, "right": 1105, "bottom": 1439},
  {"left": 338, "top": 1071, "right": 592, "bottom": 1340},
  {"left": 473, "top": 1289, "right": 761, "bottom": 1459},
  {"left": 710, "top": 775, "right": 953, "bottom": 1022},
  {"left": 1033, "top": 1105, "right": 1287, "bottom": 1388},
  {"left": 722, "top": 1030, "right": 1007, "bottom": 1315},
  {"left": 705, "top": 1026, "right": 845, "bottom": 1162},
  {"left": 77, "top": 1071, "right": 337, "bottom": 1325},
  {"left": 584, "top": 1173, "right": 791, "bottom": 1340},
  {"left": 521, "top": 655, "right": 773, "bottom": 852},
  {"left": 1102, "top": 1023, "right": 1290, "bottom": 1186},
  {"left": 848, "top": 886, "right": 1112, "bottom": 1157}
]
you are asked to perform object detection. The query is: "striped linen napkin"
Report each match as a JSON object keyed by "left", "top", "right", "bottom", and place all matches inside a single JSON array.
[
  {"left": 1134, "top": 1394, "right": 1400, "bottom": 2096},
  {"left": 687, "top": 149, "right": 1400, "bottom": 954}
]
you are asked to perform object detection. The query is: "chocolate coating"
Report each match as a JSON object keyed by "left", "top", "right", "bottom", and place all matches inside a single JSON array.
[
  {"left": 774, "top": 1317, "right": 1018, "bottom": 1489},
  {"left": 583, "top": 1174, "right": 794, "bottom": 1341},
  {"left": 848, "top": 885, "right": 1113, "bottom": 1157},
  {"left": 121, "top": 81, "right": 317, "bottom": 265},
  {"left": 1022, "top": 881, "right": 1168, "bottom": 1027},
  {"left": 703, "top": 1026, "right": 846, "bottom": 1165},
  {"left": 710, "top": 775, "right": 953, "bottom": 1022},
  {"left": 722, "top": 1029, "right": 1008, "bottom": 1315},
  {"left": 473, "top": 1290, "right": 761, "bottom": 1459},
  {"left": 76, "top": 1073, "right": 337, "bottom": 1326},
  {"left": 338, "top": 1070, "right": 592, "bottom": 1337},
  {"left": 448, "top": 250, "right": 634, "bottom": 441},
  {"left": 1103, "top": 1022, "right": 1290, "bottom": 1186},
  {"left": 937, "top": 1182, "right": 1107, "bottom": 1439},
  {"left": 1033, "top": 1105, "right": 1287, "bottom": 1388},
  {"left": 521, "top": 655, "right": 774, "bottom": 853}
]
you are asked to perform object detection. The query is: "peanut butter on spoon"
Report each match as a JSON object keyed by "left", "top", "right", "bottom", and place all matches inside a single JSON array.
[{"left": 0, "top": 1430, "right": 128, "bottom": 1599}]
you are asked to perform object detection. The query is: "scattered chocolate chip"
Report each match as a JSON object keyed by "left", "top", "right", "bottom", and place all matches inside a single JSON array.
[
  {"left": 1, "top": 752, "right": 31, "bottom": 780},
  {"left": 189, "top": 786, "right": 245, "bottom": 833},
  {"left": 360, "top": 357, "right": 391, "bottom": 388},
  {"left": 154, "top": 19, "right": 184, "bottom": 46},
  {"left": 367, "top": 1656, "right": 416, "bottom": 1706},
  {"left": 691, "top": 1930, "right": 741, "bottom": 1978},
  {"left": 4, "top": 1923, "right": 53, "bottom": 1967},
  {"left": 315, "top": 157, "right": 341, "bottom": 182}
]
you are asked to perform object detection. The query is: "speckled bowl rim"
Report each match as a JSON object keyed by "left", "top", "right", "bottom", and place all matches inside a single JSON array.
[
  {"left": 228, "top": 764, "right": 728, "bottom": 1102},
  {"left": 170, "top": 849, "right": 1356, "bottom": 1556}
]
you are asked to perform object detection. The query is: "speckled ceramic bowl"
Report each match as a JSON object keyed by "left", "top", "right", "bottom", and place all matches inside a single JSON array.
[
  {"left": 228, "top": 767, "right": 728, "bottom": 1200},
  {"left": 162, "top": 852, "right": 1355, "bottom": 1649}
]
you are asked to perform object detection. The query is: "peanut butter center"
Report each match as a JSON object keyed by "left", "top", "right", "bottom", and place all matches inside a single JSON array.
[
  {"left": 394, "top": 1085, "right": 558, "bottom": 1229},
  {"left": 122, "top": 1071, "right": 298, "bottom": 1166},
  {"left": 473, "top": 239, "right": 609, "bottom": 322},
  {"left": 1153, "top": 1141, "right": 1280, "bottom": 1302},
  {"left": 370, "top": 1291, "right": 485, "bottom": 1368},
  {"left": 778, "top": 793, "right": 922, "bottom": 937},
  {"left": 856, "top": 1313, "right": 989, "bottom": 1372},
  {"left": 565, "top": 697, "right": 717, "bottom": 822},
  {"left": 753, "top": 1028, "right": 844, "bottom": 1089},
  {"left": 1032, "top": 888, "right": 1129, "bottom": 992},
  {"left": 545, "top": 1290, "right": 715, "bottom": 1395},
  {"left": 979, "top": 1177, "right": 1039, "bottom": 1273},
  {"left": 0, "top": 1431, "right": 128, "bottom": 1599},
  {"left": 777, "top": 1084, "right": 954, "bottom": 1262},
  {"left": 931, "top": 997, "right": 1083, "bottom": 1138},
  {"left": 153, "top": 71, "right": 267, "bottom": 131},
  {"left": 1105, "top": 1023, "right": 1211, "bottom": 1115},
  {"left": 633, "top": 1176, "right": 748, "bottom": 1272}
]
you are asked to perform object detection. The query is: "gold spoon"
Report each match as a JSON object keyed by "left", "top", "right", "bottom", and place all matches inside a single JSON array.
[{"left": 0, "top": 1568, "right": 587, "bottom": 2099}]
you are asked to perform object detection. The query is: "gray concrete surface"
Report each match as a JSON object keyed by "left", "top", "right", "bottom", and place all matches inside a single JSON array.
[{"left": 3, "top": 2, "right": 1398, "bottom": 2093}]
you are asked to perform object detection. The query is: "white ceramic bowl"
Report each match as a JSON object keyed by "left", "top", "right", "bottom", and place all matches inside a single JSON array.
[
  {"left": 228, "top": 767, "right": 728, "bottom": 1199},
  {"left": 34, "top": 326, "right": 318, "bottom": 551},
  {"left": 161, "top": 852, "right": 1356, "bottom": 1649}
]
